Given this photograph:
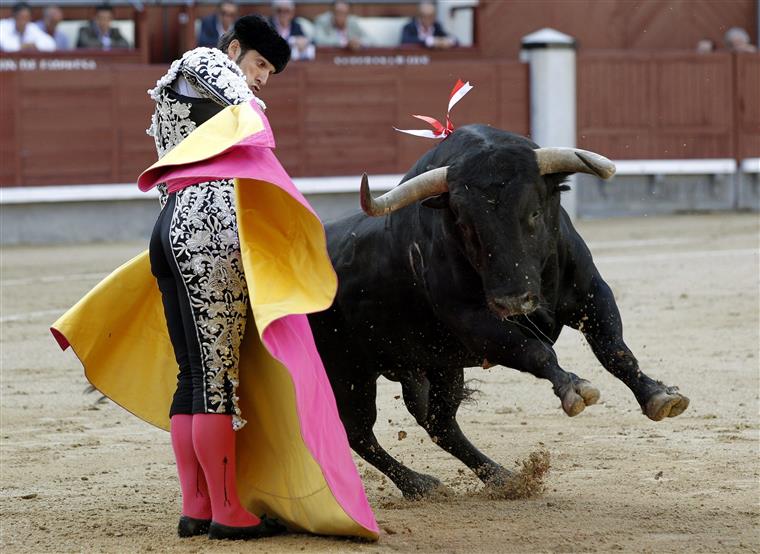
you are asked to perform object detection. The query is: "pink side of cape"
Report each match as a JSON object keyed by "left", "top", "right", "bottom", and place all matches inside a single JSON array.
[
  {"left": 262, "top": 315, "right": 379, "bottom": 534},
  {"left": 138, "top": 101, "right": 379, "bottom": 535}
]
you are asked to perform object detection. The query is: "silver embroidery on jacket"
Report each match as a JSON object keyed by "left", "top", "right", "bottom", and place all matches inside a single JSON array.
[
  {"left": 169, "top": 181, "right": 249, "bottom": 430},
  {"left": 146, "top": 47, "right": 265, "bottom": 108},
  {"left": 147, "top": 90, "right": 196, "bottom": 207},
  {"left": 146, "top": 48, "right": 266, "bottom": 207}
]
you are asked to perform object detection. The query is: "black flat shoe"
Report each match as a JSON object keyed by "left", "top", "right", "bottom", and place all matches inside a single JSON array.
[
  {"left": 178, "top": 515, "right": 211, "bottom": 538},
  {"left": 208, "top": 515, "right": 286, "bottom": 540}
]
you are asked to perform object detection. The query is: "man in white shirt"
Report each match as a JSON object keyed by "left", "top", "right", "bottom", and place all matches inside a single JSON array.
[
  {"left": 35, "top": 5, "right": 70, "bottom": 51},
  {"left": 313, "top": 1, "right": 366, "bottom": 51},
  {"left": 0, "top": 2, "right": 56, "bottom": 52}
]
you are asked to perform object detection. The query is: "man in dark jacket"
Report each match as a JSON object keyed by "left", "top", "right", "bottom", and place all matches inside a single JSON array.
[
  {"left": 400, "top": 1, "right": 456, "bottom": 49},
  {"left": 269, "top": 0, "right": 314, "bottom": 60},
  {"left": 76, "top": 4, "right": 129, "bottom": 49},
  {"left": 197, "top": 0, "right": 238, "bottom": 48}
]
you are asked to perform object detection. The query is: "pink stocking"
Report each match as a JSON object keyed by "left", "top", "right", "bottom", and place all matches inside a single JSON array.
[
  {"left": 170, "top": 415, "right": 211, "bottom": 520},
  {"left": 192, "top": 414, "right": 260, "bottom": 527}
]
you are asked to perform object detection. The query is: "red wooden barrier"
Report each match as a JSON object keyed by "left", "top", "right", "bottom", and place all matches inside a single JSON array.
[
  {"left": 0, "top": 63, "right": 164, "bottom": 187},
  {"left": 736, "top": 53, "right": 760, "bottom": 159},
  {"left": 1, "top": 51, "right": 757, "bottom": 188},
  {"left": 0, "top": 52, "right": 527, "bottom": 187},
  {"left": 577, "top": 51, "right": 739, "bottom": 160}
]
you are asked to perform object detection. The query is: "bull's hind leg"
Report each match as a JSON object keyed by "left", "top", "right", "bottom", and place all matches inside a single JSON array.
[
  {"left": 572, "top": 275, "right": 689, "bottom": 421},
  {"left": 416, "top": 368, "right": 511, "bottom": 486},
  {"left": 400, "top": 373, "right": 430, "bottom": 424},
  {"left": 334, "top": 376, "right": 442, "bottom": 499}
]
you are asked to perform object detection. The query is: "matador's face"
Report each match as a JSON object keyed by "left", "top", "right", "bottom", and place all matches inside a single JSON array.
[{"left": 227, "top": 41, "right": 276, "bottom": 95}]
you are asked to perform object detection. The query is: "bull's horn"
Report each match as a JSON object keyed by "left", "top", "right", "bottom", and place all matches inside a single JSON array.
[
  {"left": 360, "top": 167, "right": 449, "bottom": 217},
  {"left": 534, "top": 148, "right": 616, "bottom": 180}
]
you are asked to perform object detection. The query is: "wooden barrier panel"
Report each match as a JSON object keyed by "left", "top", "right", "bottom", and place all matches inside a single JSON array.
[
  {"left": 0, "top": 64, "right": 164, "bottom": 187},
  {"left": 0, "top": 71, "right": 18, "bottom": 186},
  {"left": 736, "top": 53, "right": 760, "bottom": 159},
  {"left": 1, "top": 50, "right": 757, "bottom": 188},
  {"left": 0, "top": 52, "right": 527, "bottom": 187},
  {"left": 578, "top": 51, "right": 738, "bottom": 160}
]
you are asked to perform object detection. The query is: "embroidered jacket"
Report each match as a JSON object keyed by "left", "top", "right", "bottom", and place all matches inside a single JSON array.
[{"left": 145, "top": 47, "right": 265, "bottom": 204}]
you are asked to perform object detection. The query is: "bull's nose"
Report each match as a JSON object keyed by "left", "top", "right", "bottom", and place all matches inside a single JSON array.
[{"left": 488, "top": 292, "right": 539, "bottom": 317}]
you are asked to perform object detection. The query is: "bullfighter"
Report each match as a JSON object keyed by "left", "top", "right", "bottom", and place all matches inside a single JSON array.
[{"left": 51, "top": 14, "right": 378, "bottom": 542}]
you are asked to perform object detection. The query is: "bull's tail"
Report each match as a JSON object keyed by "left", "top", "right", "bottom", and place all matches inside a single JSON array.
[{"left": 461, "top": 378, "right": 482, "bottom": 405}]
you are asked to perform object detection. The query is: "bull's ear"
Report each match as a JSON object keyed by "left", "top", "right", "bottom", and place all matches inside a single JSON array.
[{"left": 421, "top": 193, "right": 450, "bottom": 209}]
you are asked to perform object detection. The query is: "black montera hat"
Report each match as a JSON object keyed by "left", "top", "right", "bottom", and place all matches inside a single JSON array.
[{"left": 234, "top": 15, "right": 291, "bottom": 74}]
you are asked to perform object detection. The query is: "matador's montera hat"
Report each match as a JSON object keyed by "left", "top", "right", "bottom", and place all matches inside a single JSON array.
[{"left": 233, "top": 14, "right": 291, "bottom": 74}]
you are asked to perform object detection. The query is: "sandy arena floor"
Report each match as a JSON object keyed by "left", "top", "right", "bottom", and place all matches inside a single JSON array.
[{"left": 1, "top": 213, "right": 758, "bottom": 553}]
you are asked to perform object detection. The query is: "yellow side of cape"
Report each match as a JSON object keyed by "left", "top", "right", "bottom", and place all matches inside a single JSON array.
[
  {"left": 150, "top": 101, "right": 269, "bottom": 171},
  {"left": 51, "top": 179, "right": 376, "bottom": 539}
]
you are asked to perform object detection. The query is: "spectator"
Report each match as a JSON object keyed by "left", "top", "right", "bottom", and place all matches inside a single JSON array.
[
  {"left": 0, "top": 2, "right": 56, "bottom": 52},
  {"left": 313, "top": 0, "right": 365, "bottom": 51},
  {"left": 197, "top": 1, "right": 237, "bottom": 48},
  {"left": 76, "top": 4, "right": 129, "bottom": 50},
  {"left": 35, "top": 5, "right": 69, "bottom": 50},
  {"left": 723, "top": 27, "right": 757, "bottom": 53},
  {"left": 269, "top": 0, "right": 314, "bottom": 61},
  {"left": 400, "top": 1, "right": 456, "bottom": 49},
  {"left": 695, "top": 38, "right": 715, "bottom": 54}
]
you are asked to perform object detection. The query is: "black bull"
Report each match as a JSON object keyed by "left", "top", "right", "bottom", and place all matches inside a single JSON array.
[{"left": 307, "top": 125, "right": 689, "bottom": 499}]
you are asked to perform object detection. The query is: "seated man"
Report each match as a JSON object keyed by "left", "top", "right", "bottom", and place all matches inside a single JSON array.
[
  {"left": 313, "top": 0, "right": 365, "bottom": 51},
  {"left": 269, "top": 0, "right": 314, "bottom": 61},
  {"left": 400, "top": 1, "right": 456, "bottom": 49},
  {"left": 35, "top": 5, "right": 69, "bottom": 51},
  {"left": 76, "top": 4, "right": 129, "bottom": 50},
  {"left": 197, "top": 0, "right": 237, "bottom": 48},
  {"left": 0, "top": 2, "right": 56, "bottom": 52}
]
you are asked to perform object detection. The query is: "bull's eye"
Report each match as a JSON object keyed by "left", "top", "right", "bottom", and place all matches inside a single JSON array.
[
  {"left": 457, "top": 221, "right": 479, "bottom": 246},
  {"left": 456, "top": 221, "right": 482, "bottom": 265},
  {"left": 531, "top": 209, "right": 543, "bottom": 220}
]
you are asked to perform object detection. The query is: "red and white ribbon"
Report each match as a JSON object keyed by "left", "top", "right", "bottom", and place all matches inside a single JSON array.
[{"left": 395, "top": 79, "right": 474, "bottom": 139}]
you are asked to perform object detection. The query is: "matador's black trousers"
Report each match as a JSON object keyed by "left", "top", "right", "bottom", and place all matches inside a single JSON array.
[{"left": 148, "top": 182, "right": 250, "bottom": 429}]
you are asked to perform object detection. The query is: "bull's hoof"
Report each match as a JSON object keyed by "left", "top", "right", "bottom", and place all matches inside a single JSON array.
[
  {"left": 481, "top": 466, "right": 514, "bottom": 488},
  {"left": 576, "top": 379, "right": 601, "bottom": 406},
  {"left": 399, "top": 472, "right": 445, "bottom": 500},
  {"left": 644, "top": 387, "right": 690, "bottom": 421},
  {"left": 561, "top": 379, "right": 601, "bottom": 417},
  {"left": 562, "top": 391, "right": 586, "bottom": 417}
]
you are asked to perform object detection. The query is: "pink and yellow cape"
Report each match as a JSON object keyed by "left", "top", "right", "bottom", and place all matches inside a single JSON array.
[{"left": 50, "top": 99, "right": 379, "bottom": 540}]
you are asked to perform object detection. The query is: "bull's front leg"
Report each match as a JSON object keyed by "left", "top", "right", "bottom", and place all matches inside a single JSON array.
[
  {"left": 453, "top": 312, "right": 600, "bottom": 416},
  {"left": 493, "top": 334, "right": 600, "bottom": 416},
  {"left": 570, "top": 275, "right": 689, "bottom": 421}
]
